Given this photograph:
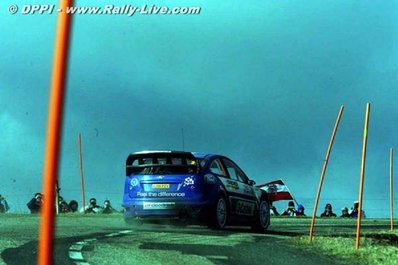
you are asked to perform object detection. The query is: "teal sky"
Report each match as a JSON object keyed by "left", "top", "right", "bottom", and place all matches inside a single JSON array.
[{"left": 1, "top": 0, "right": 398, "bottom": 217}]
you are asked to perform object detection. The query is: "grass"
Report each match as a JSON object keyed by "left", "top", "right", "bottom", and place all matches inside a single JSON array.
[
  {"left": 268, "top": 217, "right": 398, "bottom": 264},
  {"left": 288, "top": 222, "right": 398, "bottom": 265}
]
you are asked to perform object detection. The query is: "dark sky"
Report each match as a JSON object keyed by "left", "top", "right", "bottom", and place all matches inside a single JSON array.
[{"left": 1, "top": 0, "right": 398, "bottom": 217}]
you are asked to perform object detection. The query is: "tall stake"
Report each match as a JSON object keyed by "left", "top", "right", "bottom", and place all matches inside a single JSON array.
[
  {"left": 355, "top": 103, "right": 371, "bottom": 250},
  {"left": 309, "top": 105, "right": 344, "bottom": 242},
  {"left": 38, "top": 0, "right": 73, "bottom": 264},
  {"left": 181, "top": 128, "right": 185, "bottom": 151},
  {"left": 55, "top": 180, "right": 60, "bottom": 215},
  {"left": 78, "top": 133, "right": 86, "bottom": 214},
  {"left": 390, "top": 148, "right": 394, "bottom": 231}
]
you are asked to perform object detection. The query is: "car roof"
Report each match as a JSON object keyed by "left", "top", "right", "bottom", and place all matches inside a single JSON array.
[
  {"left": 131, "top": 150, "right": 190, "bottom": 155},
  {"left": 191, "top": 152, "right": 214, "bottom": 159},
  {"left": 129, "top": 150, "right": 216, "bottom": 160}
]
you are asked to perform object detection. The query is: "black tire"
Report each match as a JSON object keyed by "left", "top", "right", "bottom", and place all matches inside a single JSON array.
[
  {"left": 252, "top": 200, "right": 270, "bottom": 233},
  {"left": 210, "top": 196, "right": 229, "bottom": 229}
]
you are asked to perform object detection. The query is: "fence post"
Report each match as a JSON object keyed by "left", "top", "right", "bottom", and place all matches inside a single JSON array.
[
  {"left": 78, "top": 133, "right": 86, "bottom": 214},
  {"left": 390, "top": 148, "right": 394, "bottom": 231},
  {"left": 38, "top": 0, "right": 73, "bottom": 264},
  {"left": 355, "top": 103, "right": 371, "bottom": 250},
  {"left": 309, "top": 105, "right": 344, "bottom": 242}
]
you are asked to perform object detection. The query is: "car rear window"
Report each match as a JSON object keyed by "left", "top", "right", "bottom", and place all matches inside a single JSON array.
[{"left": 126, "top": 153, "right": 199, "bottom": 175}]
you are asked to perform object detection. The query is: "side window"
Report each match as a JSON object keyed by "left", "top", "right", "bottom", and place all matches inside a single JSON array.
[
  {"left": 209, "top": 159, "right": 227, "bottom": 176},
  {"left": 222, "top": 159, "right": 247, "bottom": 183}
]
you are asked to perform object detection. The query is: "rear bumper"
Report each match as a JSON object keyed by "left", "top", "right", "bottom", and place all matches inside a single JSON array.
[{"left": 123, "top": 199, "right": 211, "bottom": 218}]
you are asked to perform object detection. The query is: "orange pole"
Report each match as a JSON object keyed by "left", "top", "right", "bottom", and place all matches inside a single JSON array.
[
  {"left": 390, "top": 148, "right": 394, "bottom": 231},
  {"left": 309, "top": 105, "right": 344, "bottom": 242},
  {"left": 355, "top": 103, "right": 371, "bottom": 250},
  {"left": 38, "top": 0, "right": 73, "bottom": 264},
  {"left": 78, "top": 133, "right": 86, "bottom": 214}
]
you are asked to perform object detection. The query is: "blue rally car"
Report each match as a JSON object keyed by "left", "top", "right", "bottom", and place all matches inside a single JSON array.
[{"left": 122, "top": 151, "right": 270, "bottom": 232}]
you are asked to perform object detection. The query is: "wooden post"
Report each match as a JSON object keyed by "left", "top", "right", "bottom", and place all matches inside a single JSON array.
[
  {"left": 309, "top": 105, "right": 344, "bottom": 242},
  {"left": 390, "top": 148, "right": 394, "bottom": 231},
  {"left": 355, "top": 103, "right": 371, "bottom": 250},
  {"left": 78, "top": 133, "right": 86, "bottom": 214},
  {"left": 181, "top": 128, "right": 185, "bottom": 151},
  {"left": 38, "top": 0, "right": 73, "bottom": 264},
  {"left": 55, "top": 181, "right": 60, "bottom": 215}
]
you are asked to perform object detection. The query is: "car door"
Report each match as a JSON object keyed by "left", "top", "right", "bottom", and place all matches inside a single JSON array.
[
  {"left": 207, "top": 158, "right": 236, "bottom": 207},
  {"left": 220, "top": 158, "right": 257, "bottom": 217}
]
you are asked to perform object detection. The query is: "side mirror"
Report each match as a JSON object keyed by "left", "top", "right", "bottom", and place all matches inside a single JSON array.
[{"left": 248, "top": 180, "right": 256, "bottom": 186}]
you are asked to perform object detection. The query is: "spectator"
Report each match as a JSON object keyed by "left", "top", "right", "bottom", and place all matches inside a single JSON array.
[
  {"left": 320, "top": 203, "right": 337, "bottom": 217},
  {"left": 0, "top": 194, "right": 10, "bottom": 213},
  {"left": 340, "top": 207, "right": 350, "bottom": 218},
  {"left": 58, "top": 196, "right": 70, "bottom": 213},
  {"left": 350, "top": 201, "right": 366, "bottom": 218},
  {"left": 27, "top": 193, "right": 43, "bottom": 214},
  {"left": 281, "top": 201, "right": 296, "bottom": 216},
  {"left": 270, "top": 203, "right": 280, "bottom": 216},
  {"left": 68, "top": 200, "right": 79, "bottom": 213},
  {"left": 296, "top": 204, "right": 306, "bottom": 217},
  {"left": 102, "top": 200, "right": 116, "bottom": 214},
  {"left": 82, "top": 198, "right": 102, "bottom": 213}
]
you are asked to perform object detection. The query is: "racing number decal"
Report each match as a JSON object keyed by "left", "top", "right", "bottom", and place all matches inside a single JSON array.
[
  {"left": 243, "top": 184, "right": 253, "bottom": 195},
  {"left": 226, "top": 180, "right": 239, "bottom": 191},
  {"left": 235, "top": 199, "right": 255, "bottom": 216},
  {"left": 220, "top": 178, "right": 256, "bottom": 216},
  {"left": 221, "top": 178, "right": 255, "bottom": 198}
]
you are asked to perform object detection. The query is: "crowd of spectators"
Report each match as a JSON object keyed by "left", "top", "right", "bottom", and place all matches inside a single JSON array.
[
  {"left": 318, "top": 201, "right": 366, "bottom": 218},
  {"left": 0, "top": 192, "right": 119, "bottom": 214},
  {"left": 271, "top": 201, "right": 307, "bottom": 217},
  {"left": 28, "top": 193, "right": 118, "bottom": 214},
  {"left": 271, "top": 200, "right": 366, "bottom": 218},
  {"left": 0, "top": 192, "right": 368, "bottom": 218},
  {"left": 81, "top": 197, "right": 117, "bottom": 214}
]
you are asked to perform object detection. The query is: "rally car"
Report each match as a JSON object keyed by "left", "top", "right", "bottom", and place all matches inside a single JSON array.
[{"left": 122, "top": 151, "right": 270, "bottom": 232}]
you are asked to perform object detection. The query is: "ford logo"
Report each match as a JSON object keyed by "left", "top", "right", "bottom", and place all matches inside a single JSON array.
[{"left": 130, "top": 178, "right": 139, "bottom": 187}]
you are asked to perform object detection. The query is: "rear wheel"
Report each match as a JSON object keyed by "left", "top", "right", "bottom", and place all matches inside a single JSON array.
[
  {"left": 210, "top": 196, "right": 228, "bottom": 229},
  {"left": 252, "top": 200, "right": 270, "bottom": 233}
]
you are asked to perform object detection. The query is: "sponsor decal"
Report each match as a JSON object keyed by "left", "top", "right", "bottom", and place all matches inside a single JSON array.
[
  {"left": 158, "top": 192, "right": 185, "bottom": 197},
  {"left": 226, "top": 180, "right": 239, "bottom": 190},
  {"left": 235, "top": 200, "right": 254, "bottom": 216},
  {"left": 130, "top": 178, "right": 139, "bottom": 187},
  {"left": 136, "top": 191, "right": 185, "bottom": 197},
  {"left": 143, "top": 202, "right": 175, "bottom": 210},
  {"left": 243, "top": 185, "right": 252, "bottom": 194},
  {"left": 183, "top": 176, "right": 195, "bottom": 187}
]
